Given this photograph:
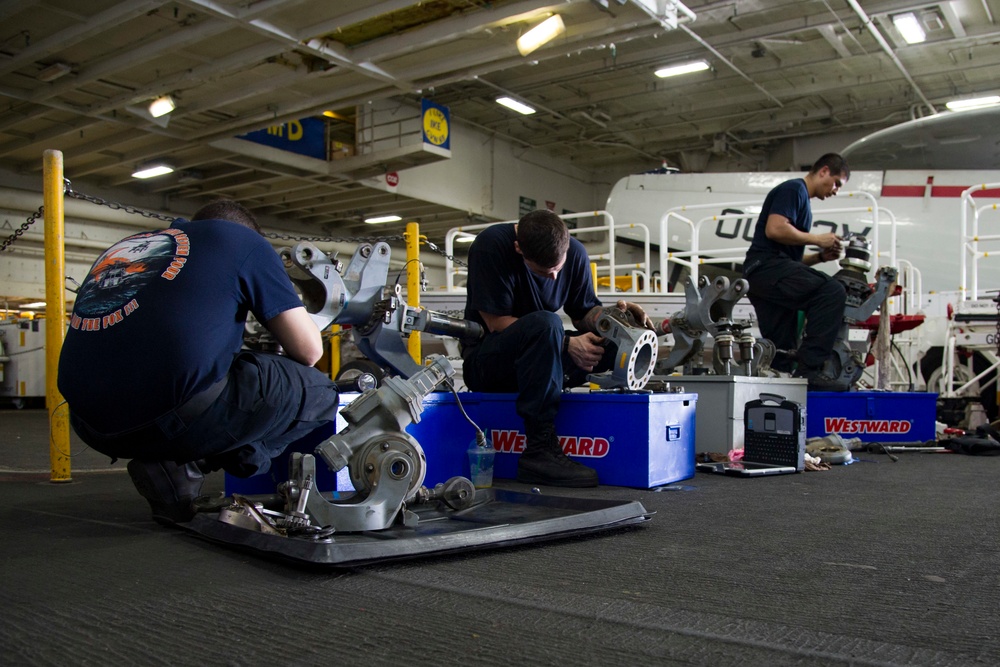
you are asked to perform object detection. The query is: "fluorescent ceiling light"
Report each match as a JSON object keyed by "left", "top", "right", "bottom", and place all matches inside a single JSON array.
[
  {"left": 131, "top": 163, "right": 174, "bottom": 179},
  {"left": 654, "top": 59, "right": 710, "bottom": 78},
  {"left": 455, "top": 234, "right": 476, "bottom": 243},
  {"left": 148, "top": 95, "right": 175, "bottom": 118},
  {"left": 892, "top": 13, "right": 926, "bottom": 44},
  {"left": 364, "top": 214, "right": 402, "bottom": 224},
  {"left": 516, "top": 15, "right": 565, "bottom": 56},
  {"left": 496, "top": 96, "right": 536, "bottom": 115},
  {"left": 945, "top": 95, "right": 1000, "bottom": 111},
  {"left": 21, "top": 301, "right": 46, "bottom": 309}
]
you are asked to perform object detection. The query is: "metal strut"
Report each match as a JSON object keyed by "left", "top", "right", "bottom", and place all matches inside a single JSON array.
[
  {"left": 655, "top": 275, "right": 752, "bottom": 374},
  {"left": 587, "top": 305, "right": 658, "bottom": 390}
]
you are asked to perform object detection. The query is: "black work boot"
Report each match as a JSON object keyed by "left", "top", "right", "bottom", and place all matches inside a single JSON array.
[
  {"left": 795, "top": 364, "right": 851, "bottom": 392},
  {"left": 517, "top": 420, "right": 599, "bottom": 488},
  {"left": 127, "top": 459, "right": 205, "bottom": 525}
]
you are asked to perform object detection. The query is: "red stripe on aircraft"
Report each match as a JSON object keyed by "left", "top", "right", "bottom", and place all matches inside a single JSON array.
[{"left": 882, "top": 185, "right": 1000, "bottom": 198}]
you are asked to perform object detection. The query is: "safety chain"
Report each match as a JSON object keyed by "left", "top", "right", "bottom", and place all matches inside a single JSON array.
[
  {"left": 3, "top": 179, "right": 179, "bottom": 252},
  {"left": 1, "top": 204, "right": 43, "bottom": 252},
  {"left": 262, "top": 231, "right": 404, "bottom": 245},
  {"left": 64, "top": 179, "right": 178, "bottom": 224},
  {"left": 423, "top": 239, "right": 468, "bottom": 268}
]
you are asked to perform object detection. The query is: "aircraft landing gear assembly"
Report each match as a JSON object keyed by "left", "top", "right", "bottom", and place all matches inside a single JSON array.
[{"left": 183, "top": 243, "right": 652, "bottom": 567}]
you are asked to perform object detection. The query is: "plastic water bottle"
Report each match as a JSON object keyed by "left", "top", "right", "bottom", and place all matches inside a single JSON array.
[{"left": 467, "top": 434, "right": 495, "bottom": 489}]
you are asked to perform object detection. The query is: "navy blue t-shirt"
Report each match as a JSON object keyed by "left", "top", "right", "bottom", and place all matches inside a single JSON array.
[
  {"left": 745, "top": 178, "right": 812, "bottom": 264},
  {"left": 462, "top": 223, "right": 601, "bottom": 350},
  {"left": 58, "top": 218, "right": 303, "bottom": 432}
]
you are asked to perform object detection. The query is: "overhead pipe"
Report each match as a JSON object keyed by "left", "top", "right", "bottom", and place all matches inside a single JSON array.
[
  {"left": 629, "top": 0, "right": 784, "bottom": 108},
  {"left": 843, "top": 0, "right": 936, "bottom": 116},
  {"left": 678, "top": 24, "right": 784, "bottom": 108},
  {"left": 630, "top": 0, "right": 697, "bottom": 25}
]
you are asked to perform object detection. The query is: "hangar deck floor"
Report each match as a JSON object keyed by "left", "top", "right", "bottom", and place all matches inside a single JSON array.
[{"left": 2, "top": 407, "right": 998, "bottom": 666}]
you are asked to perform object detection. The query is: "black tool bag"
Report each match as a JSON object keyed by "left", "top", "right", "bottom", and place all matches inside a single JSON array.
[{"left": 941, "top": 425, "right": 1000, "bottom": 456}]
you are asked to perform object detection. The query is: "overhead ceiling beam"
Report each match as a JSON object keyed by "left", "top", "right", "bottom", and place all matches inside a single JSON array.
[
  {"left": 298, "top": 1, "right": 418, "bottom": 38},
  {"left": 232, "top": 181, "right": 354, "bottom": 208},
  {"left": 22, "top": 19, "right": 229, "bottom": 106},
  {"left": 0, "top": 117, "right": 103, "bottom": 157},
  {"left": 939, "top": 2, "right": 967, "bottom": 38},
  {"left": 818, "top": 25, "right": 853, "bottom": 59},
  {"left": 843, "top": 0, "right": 936, "bottom": 115},
  {"left": 221, "top": 173, "right": 350, "bottom": 203},
  {"left": 84, "top": 42, "right": 289, "bottom": 117},
  {"left": 175, "top": 0, "right": 411, "bottom": 90},
  {"left": 347, "top": 0, "right": 564, "bottom": 63},
  {"left": 0, "top": 0, "right": 168, "bottom": 77},
  {"left": 0, "top": 0, "right": 33, "bottom": 23}
]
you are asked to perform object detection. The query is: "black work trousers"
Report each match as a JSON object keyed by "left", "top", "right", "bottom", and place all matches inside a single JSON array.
[
  {"left": 462, "top": 311, "right": 616, "bottom": 424},
  {"left": 70, "top": 351, "right": 340, "bottom": 477},
  {"left": 744, "top": 256, "right": 846, "bottom": 372}
]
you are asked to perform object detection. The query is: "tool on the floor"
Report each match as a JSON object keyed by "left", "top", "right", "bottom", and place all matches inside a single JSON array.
[{"left": 805, "top": 433, "right": 855, "bottom": 465}]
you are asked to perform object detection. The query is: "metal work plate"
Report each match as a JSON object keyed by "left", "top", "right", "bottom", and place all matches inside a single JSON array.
[{"left": 181, "top": 489, "right": 651, "bottom": 568}]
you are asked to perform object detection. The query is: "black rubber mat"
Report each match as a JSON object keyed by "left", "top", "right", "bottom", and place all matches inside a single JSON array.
[{"left": 182, "top": 489, "right": 651, "bottom": 567}]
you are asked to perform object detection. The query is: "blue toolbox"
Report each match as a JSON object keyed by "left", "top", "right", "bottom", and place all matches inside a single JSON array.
[
  {"left": 806, "top": 391, "right": 938, "bottom": 442},
  {"left": 407, "top": 391, "right": 698, "bottom": 489},
  {"left": 227, "top": 390, "right": 697, "bottom": 493}
]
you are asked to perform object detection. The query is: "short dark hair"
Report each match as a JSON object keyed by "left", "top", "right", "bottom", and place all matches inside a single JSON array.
[
  {"left": 516, "top": 210, "right": 570, "bottom": 268},
  {"left": 191, "top": 199, "right": 261, "bottom": 233},
  {"left": 810, "top": 153, "right": 850, "bottom": 180}
]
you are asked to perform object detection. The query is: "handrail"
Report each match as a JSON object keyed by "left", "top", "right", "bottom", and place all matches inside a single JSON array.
[
  {"left": 658, "top": 195, "right": 887, "bottom": 293},
  {"left": 443, "top": 210, "right": 653, "bottom": 296},
  {"left": 658, "top": 200, "right": 760, "bottom": 293},
  {"left": 895, "top": 259, "right": 922, "bottom": 314},
  {"left": 972, "top": 197, "right": 1000, "bottom": 301},
  {"left": 588, "top": 222, "right": 653, "bottom": 294},
  {"left": 959, "top": 183, "right": 1000, "bottom": 301}
]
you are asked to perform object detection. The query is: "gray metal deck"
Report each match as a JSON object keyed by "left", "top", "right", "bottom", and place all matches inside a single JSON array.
[{"left": 3, "top": 407, "right": 998, "bottom": 666}]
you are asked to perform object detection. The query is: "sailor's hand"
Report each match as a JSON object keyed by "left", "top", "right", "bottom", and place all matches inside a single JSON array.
[
  {"left": 567, "top": 332, "right": 605, "bottom": 371},
  {"left": 819, "top": 246, "right": 842, "bottom": 262},
  {"left": 816, "top": 233, "right": 842, "bottom": 252},
  {"left": 617, "top": 300, "right": 655, "bottom": 330}
]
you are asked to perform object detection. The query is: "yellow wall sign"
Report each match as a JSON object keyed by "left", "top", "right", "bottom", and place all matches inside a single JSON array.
[{"left": 421, "top": 99, "right": 450, "bottom": 150}]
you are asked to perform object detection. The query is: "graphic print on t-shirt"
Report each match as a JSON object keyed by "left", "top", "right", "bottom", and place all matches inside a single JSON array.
[{"left": 71, "top": 228, "right": 190, "bottom": 331}]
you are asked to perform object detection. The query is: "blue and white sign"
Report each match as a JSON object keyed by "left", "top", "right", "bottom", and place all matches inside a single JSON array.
[
  {"left": 239, "top": 117, "right": 327, "bottom": 159},
  {"left": 421, "top": 99, "right": 450, "bottom": 151}
]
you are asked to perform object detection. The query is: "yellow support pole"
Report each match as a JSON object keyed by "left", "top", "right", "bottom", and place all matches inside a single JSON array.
[
  {"left": 590, "top": 261, "right": 598, "bottom": 291},
  {"left": 329, "top": 324, "right": 341, "bottom": 380},
  {"left": 43, "top": 149, "right": 71, "bottom": 483},
  {"left": 405, "top": 222, "right": 421, "bottom": 365}
]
